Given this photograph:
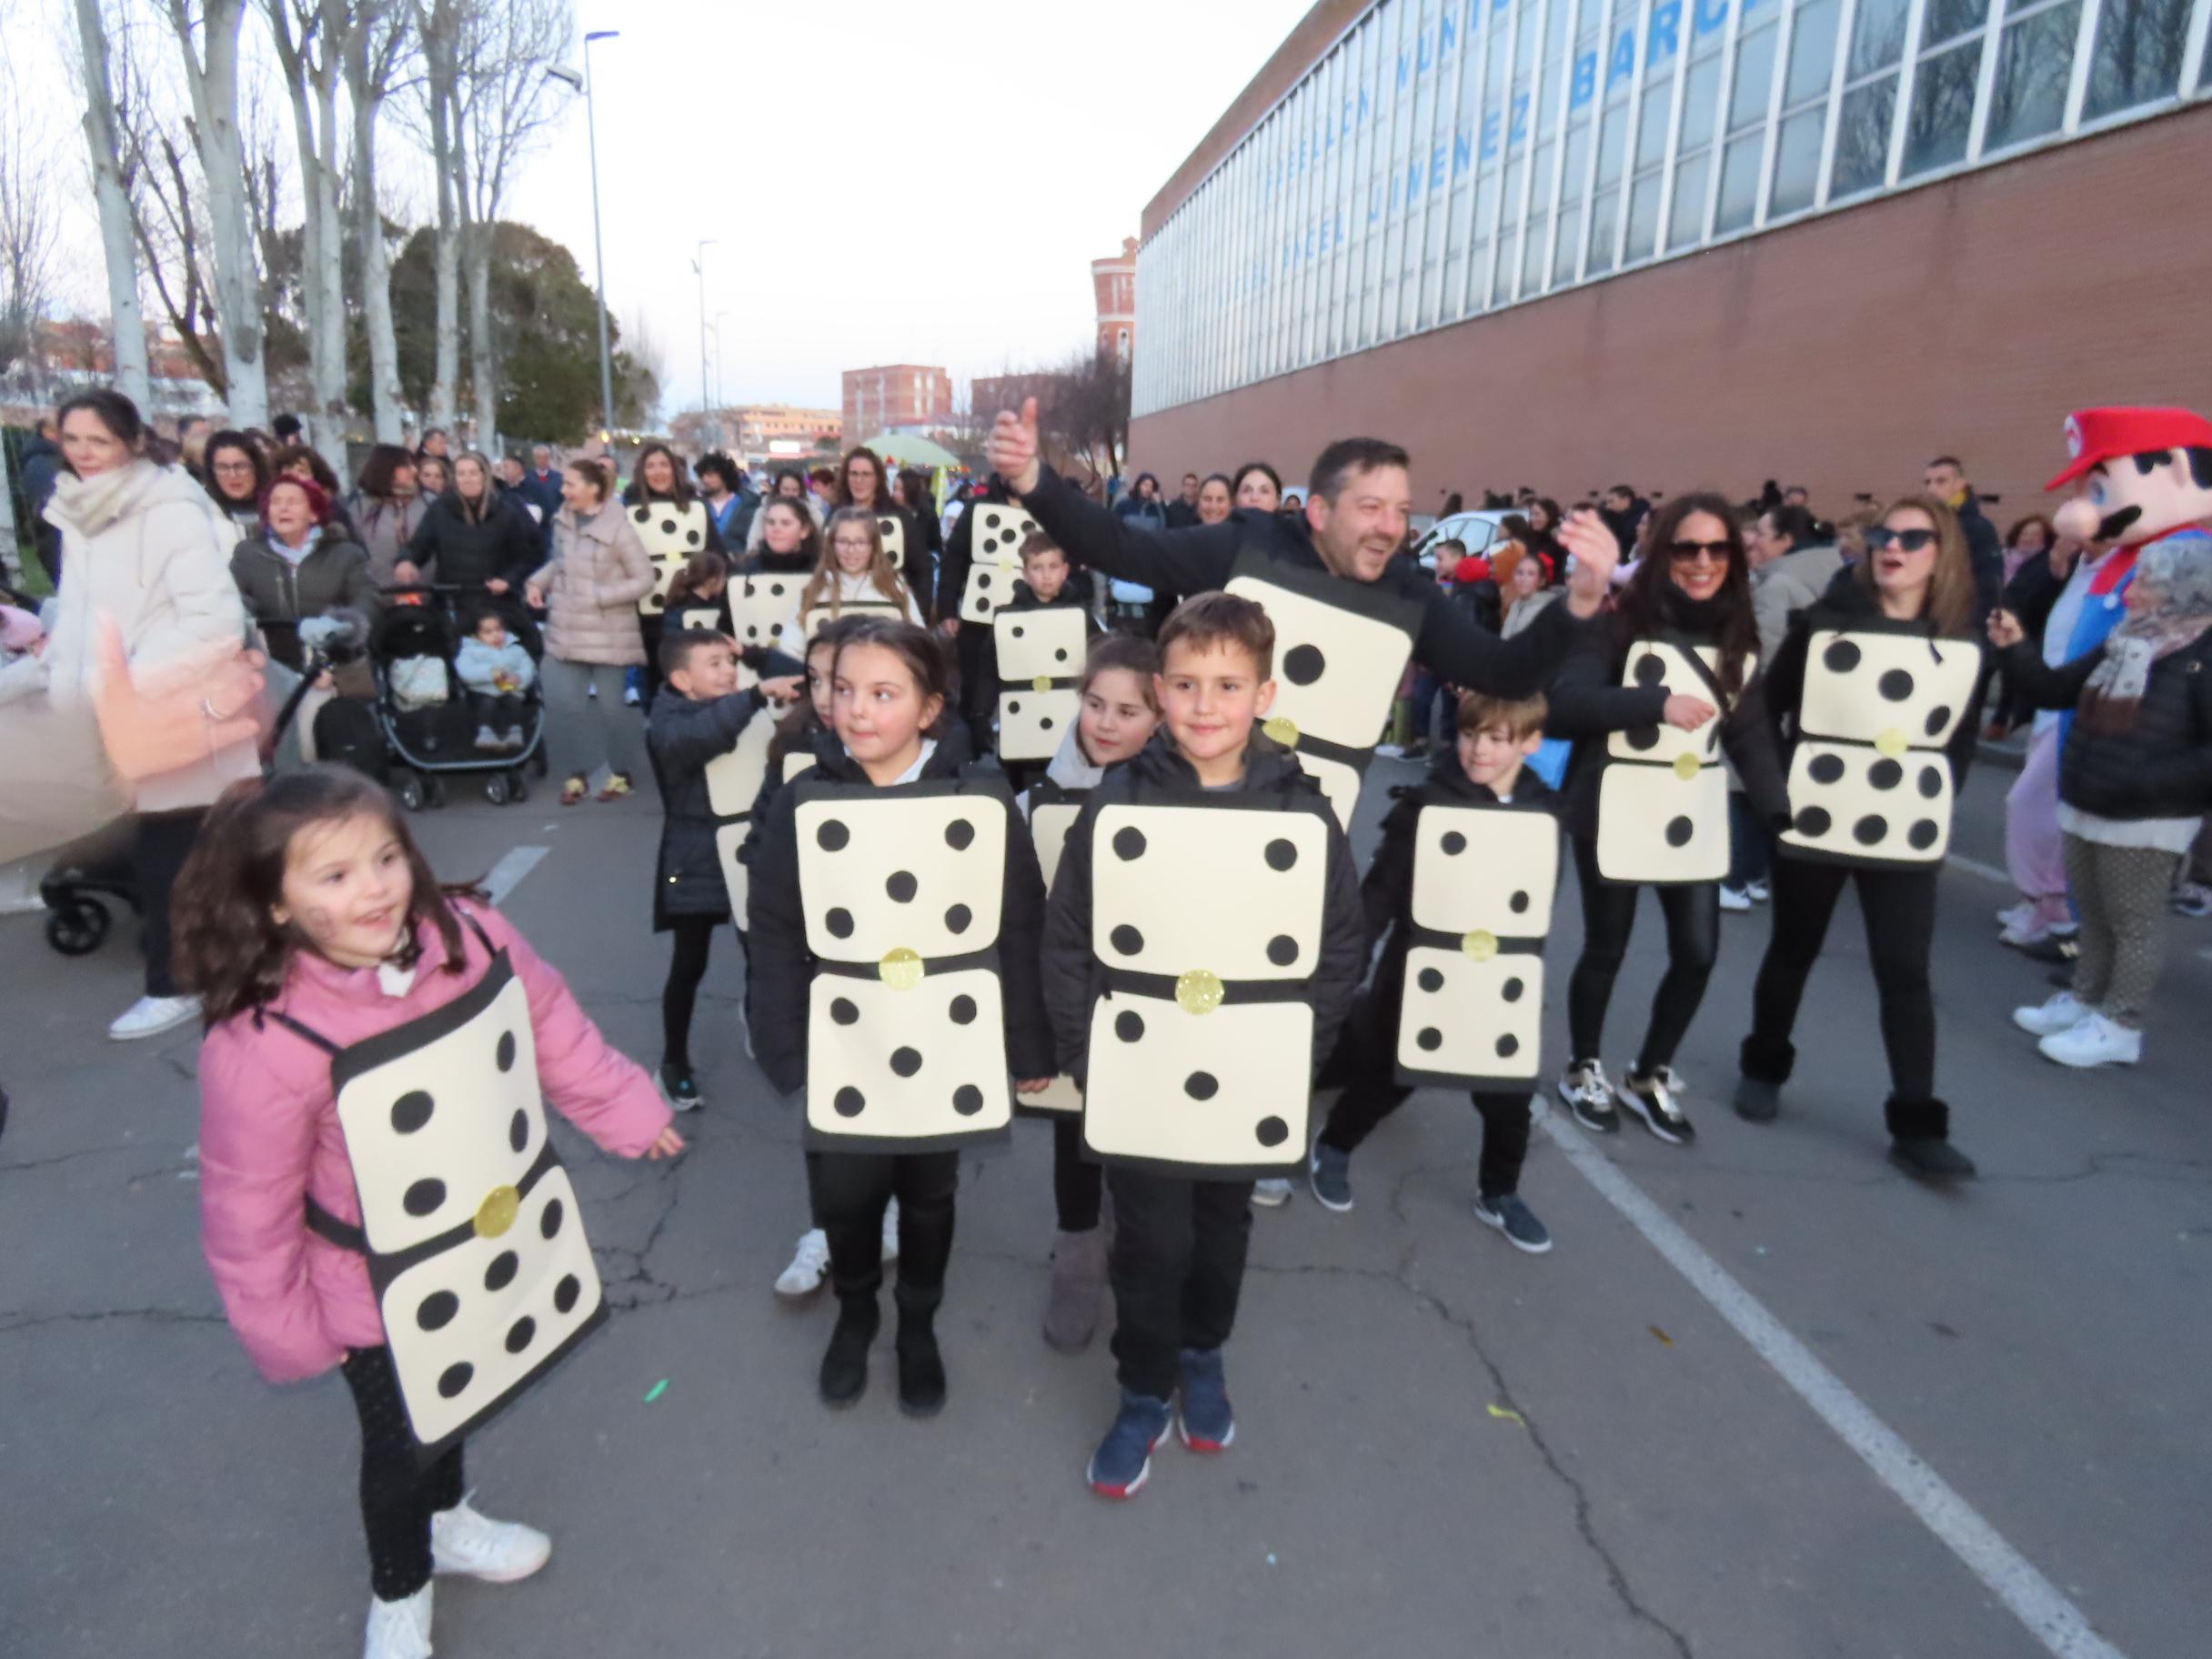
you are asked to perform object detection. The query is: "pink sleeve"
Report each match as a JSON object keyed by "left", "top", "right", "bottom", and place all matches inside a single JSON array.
[
  {"left": 469, "top": 904, "right": 671, "bottom": 1156},
  {"left": 197, "top": 1022, "right": 347, "bottom": 1384}
]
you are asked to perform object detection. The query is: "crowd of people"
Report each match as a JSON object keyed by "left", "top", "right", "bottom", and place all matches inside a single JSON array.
[{"left": 5, "top": 383, "right": 2210, "bottom": 1659}]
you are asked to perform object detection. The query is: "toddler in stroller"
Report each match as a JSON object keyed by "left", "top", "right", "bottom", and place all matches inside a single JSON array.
[
  {"left": 374, "top": 586, "right": 546, "bottom": 807},
  {"left": 455, "top": 604, "right": 537, "bottom": 750}
]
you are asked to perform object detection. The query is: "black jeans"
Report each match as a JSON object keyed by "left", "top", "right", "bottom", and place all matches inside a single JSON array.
[
  {"left": 1318, "top": 987, "right": 1533, "bottom": 1196},
  {"left": 805, "top": 1149, "right": 958, "bottom": 1309},
  {"left": 1744, "top": 855, "right": 1939, "bottom": 1104},
  {"left": 467, "top": 690, "right": 524, "bottom": 729},
  {"left": 340, "top": 1346, "right": 464, "bottom": 1602},
  {"left": 1105, "top": 1166, "right": 1253, "bottom": 1400},
  {"left": 1052, "top": 1115, "right": 1103, "bottom": 1232},
  {"left": 1565, "top": 834, "right": 1720, "bottom": 1073},
  {"left": 661, "top": 914, "right": 718, "bottom": 1071},
  {"left": 135, "top": 808, "right": 207, "bottom": 998},
  {"left": 1726, "top": 791, "right": 1772, "bottom": 888}
]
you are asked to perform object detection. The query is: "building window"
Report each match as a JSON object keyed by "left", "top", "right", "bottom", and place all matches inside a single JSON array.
[
  {"left": 2083, "top": 0, "right": 2194, "bottom": 119},
  {"left": 1985, "top": 0, "right": 2081, "bottom": 149}
]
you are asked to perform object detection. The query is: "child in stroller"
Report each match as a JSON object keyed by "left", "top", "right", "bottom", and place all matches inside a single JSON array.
[
  {"left": 374, "top": 585, "right": 546, "bottom": 807},
  {"left": 455, "top": 603, "right": 537, "bottom": 751}
]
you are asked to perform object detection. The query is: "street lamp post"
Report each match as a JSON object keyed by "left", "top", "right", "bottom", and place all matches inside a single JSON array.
[
  {"left": 548, "top": 32, "right": 620, "bottom": 438},
  {"left": 693, "top": 239, "right": 716, "bottom": 439},
  {"left": 713, "top": 308, "right": 727, "bottom": 410}
]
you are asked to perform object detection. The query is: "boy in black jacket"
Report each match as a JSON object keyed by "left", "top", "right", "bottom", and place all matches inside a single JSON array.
[
  {"left": 1311, "top": 692, "right": 1562, "bottom": 1252},
  {"left": 645, "top": 628, "right": 799, "bottom": 1109},
  {"left": 990, "top": 528, "right": 1103, "bottom": 789},
  {"left": 1041, "top": 593, "right": 1365, "bottom": 1499}
]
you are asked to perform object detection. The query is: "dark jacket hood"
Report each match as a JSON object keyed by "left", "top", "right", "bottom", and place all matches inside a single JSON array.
[
  {"left": 1122, "top": 727, "right": 1317, "bottom": 796},
  {"left": 807, "top": 719, "right": 977, "bottom": 783},
  {"left": 1416, "top": 741, "right": 1554, "bottom": 805}
]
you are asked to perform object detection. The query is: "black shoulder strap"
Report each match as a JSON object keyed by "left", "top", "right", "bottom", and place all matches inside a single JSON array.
[
  {"left": 256, "top": 1004, "right": 340, "bottom": 1056},
  {"left": 1657, "top": 630, "right": 1737, "bottom": 714},
  {"left": 455, "top": 905, "right": 497, "bottom": 955}
]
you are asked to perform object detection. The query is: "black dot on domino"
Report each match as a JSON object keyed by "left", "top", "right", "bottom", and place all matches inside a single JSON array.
[
  {"left": 496, "top": 1031, "right": 518, "bottom": 1072},
  {"left": 952, "top": 1084, "right": 984, "bottom": 1116},
  {"left": 505, "top": 1316, "right": 536, "bottom": 1354},
  {"left": 944, "top": 819, "right": 977, "bottom": 851},
  {"left": 1809, "top": 752, "right": 1845, "bottom": 785},
  {"left": 1503, "top": 977, "right": 1525, "bottom": 1001},
  {"left": 1441, "top": 831, "right": 1467, "bottom": 855},
  {"left": 1634, "top": 653, "right": 1668, "bottom": 687},
  {"left": 437, "top": 1362, "right": 474, "bottom": 1400},
  {"left": 886, "top": 870, "right": 918, "bottom": 902},
  {"left": 826, "top": 908, "right": 854, "bottom": 939},
  {"left": 417, "top": 1291, "right": 459, "bottom": 1332},
  {"left": 1112, "top": 826, "right": 1147, "bottom": 860},
  {"left": 1185, "top": 1071, "right": 1219, "bottom": 1101},
  {"left": 1040, "top": 718, "right": 1053, "bottom": 731},
  {"left": 1853, "top": 815, "right": 1887, "bottom": 846},
  {"left": 1495, "top": 1033, "right": 1520, "bottom": 1058},
  {"left": 1925, "top": 705, "right": 1952, "bottom": 738},
  {"left": 1908, "top": 819, "right": 1941, "bottom": 850},
  {"left": 633, "top": 507, "right": 649, "bottom": 522},
  {"left": 1868, "top": 759, "right": 1903, "bottom": 790},
  {"left": 831, "top": 998, "right": 859, "bottom": 1026},
  {"left": 1282, "top": 644, "right": 1326, "bottom": 686},
  {"left": 816, "top": 819, "right": 850, "bottom": 851},
  {"left": 1417, "top": 1027, "right": 1443, "bottom": 1051},
  {"left": 403, "top": 1178, "right": 445, "bottom": 1217},
  {"left": 508, "top": 1110, "right": 528, "bottom": 1154},
  {"left": 1796, "top": 806, "right": 1832, "bottom": 837},
  {"left": 945, "top": 904, "right": 972, "bottom": 934},
  {"left": 1111, "top": 924, "right": 1144, "bottom": 956},
  {"left": 1417, "top": 967, "right": 1444, "bottom": 992},
  {"left": 1664, "top": 816, "right": 1694, "bottom": 848},
  {"left": 554, "top": 1274, "right": 581, "bottom": 1314},
  {"left": 1917, "top": 765, "right": 1943, "bottom": 799},
  {"left": 539, "top": 1197, "right": 564, "bottom": 1239},
  {"left": 1627, "top": 726, "right": 1660, "bottom": 751},
  {"left": 1878, "top": 669, "right": 1915, "bottom": 702},
  {"left": 1509, "top": 890, "right": 1529, "bottom": 913},
  {"left": 1254, "top": 1116, "right": 1290, "bottom": 1148},
  {"left": 1266, "top": 934, "right": 1300, "bottom": 966},
  {"left": 890, "top": 1047, "right": 922, "bottom": 1078},
  {"left": 391, "top": 1091, "right": 434, "bottom": 1135},
  {"left": 950, "top": 996, "right": 978, "bottom": 1025},
  {"left": 1823, "top": 639, "right": 1861, "bottom": 673},
  {"left": 485, "top": 1251, "right": 518, "bottom": 1292},
  {"left": 659, "top": 518, "right": 677, "bottom": 537},
  {"left": 834, "top": 1086, "right": 866, "bottom": 1118},
  {"left": 1115, "top": 1010, "right": 1145, "bottom": 1041}
]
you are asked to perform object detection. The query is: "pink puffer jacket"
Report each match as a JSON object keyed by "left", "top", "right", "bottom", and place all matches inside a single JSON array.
[
  {"left": 197, "top": 900, "right": 670, "bottom": 1385},
  {"left": 533, "top": 504, "right": 654, "bottom": 666}
]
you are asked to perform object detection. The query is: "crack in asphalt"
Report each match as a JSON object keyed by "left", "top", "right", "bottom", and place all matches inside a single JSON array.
[{"left": 0, "top": 1305, "right": 225, "bottom": 1334}]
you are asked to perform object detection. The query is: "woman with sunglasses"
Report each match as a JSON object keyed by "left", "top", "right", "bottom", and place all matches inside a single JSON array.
[
  {"left": 1547, "top": 494, "right": 1787, "bottom": 1145},
  {"left": 1734, "top": 496, "right": 1986, "bottom": 1181}
]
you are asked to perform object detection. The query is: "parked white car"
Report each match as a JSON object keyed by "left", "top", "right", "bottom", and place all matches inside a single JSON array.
[{"left": 1411, "top": 509, "right": 1518, "bottom": 570}]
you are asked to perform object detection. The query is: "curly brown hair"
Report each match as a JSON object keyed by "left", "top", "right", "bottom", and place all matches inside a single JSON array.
[{"left": 171, "top": 769, "right": 475, "bottom": 1025}]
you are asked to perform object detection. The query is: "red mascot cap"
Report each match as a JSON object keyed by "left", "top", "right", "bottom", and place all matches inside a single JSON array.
[{"left": 2046, "top": 407, "right": 2212, "bottom": 490}]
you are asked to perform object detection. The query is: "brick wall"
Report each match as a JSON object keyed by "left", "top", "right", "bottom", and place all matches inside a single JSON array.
[{"left": 1130, "top": 103, "right": 2212, "bottom": 526}]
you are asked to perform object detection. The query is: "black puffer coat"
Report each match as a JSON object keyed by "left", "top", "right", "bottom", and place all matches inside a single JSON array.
[
  {"left": 2003, "top": 631, "right": 2212, "bottom": 822},
  {"left": 645, "top": 683, "right": 776, "bottom": 927},
  {"left": 403, "top": 489, "right": 542, "bottom": 591}
]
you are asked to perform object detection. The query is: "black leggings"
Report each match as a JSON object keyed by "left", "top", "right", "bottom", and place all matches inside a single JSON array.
[
  {"left": 1052, "top": 1115, "right": 1102, "bottom": 1232},
  {"left": 1744, "top": 855, "right": 1938, "bottom": 1102},
  {"left": 340, "top": 1346, "right": 465, "bottom": 1601},
  {"left": 1566, "top": 835, "right": 1720, "bottom": 1074},
  {"left": 661, "top": 914, "right": 719, "bottom": 1070},
  {"left": 1318, "top": 987, "right": 1532, "bottom": 1196},
  {"left": 136, "top": 808, "right": 207, "bottom": 998},
  {"left": 805, "top": 1149, "right": 958, "bottom": 1309}
]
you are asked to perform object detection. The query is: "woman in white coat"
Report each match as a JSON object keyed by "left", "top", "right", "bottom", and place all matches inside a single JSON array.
[{"left": 0, "top": 388, "right": 256, "bottom": 1040}]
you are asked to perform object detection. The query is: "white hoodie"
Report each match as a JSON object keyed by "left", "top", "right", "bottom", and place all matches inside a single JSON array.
[{"left": 797, "top": 568, "right": 924, "bottom": 633}]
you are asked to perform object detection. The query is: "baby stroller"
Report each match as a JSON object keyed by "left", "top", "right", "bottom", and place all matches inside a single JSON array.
[{"left": 374, "top": 585, "right": 548, "bottom": 809}]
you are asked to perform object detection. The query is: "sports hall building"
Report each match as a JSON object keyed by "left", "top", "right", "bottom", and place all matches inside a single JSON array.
[{"left": 1127, "top": 0, "right": 2212, "bottom": 516}]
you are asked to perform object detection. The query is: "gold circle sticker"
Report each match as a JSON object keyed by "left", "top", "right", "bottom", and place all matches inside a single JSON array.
[
  {"left": 474, "top": 1184, "right": 521, "bottom": 1240},
  {"left": 1673, "top": 751, "right": 1702, "bottom": 781},
  {"left": 1875, "top": 728, "right": 1909, "bottom": 759},
  {"left": 1031, "top": 675, "right": 1053, "bottom": 694},
  {"left": 879, "top": 948, "right": 924, "bottom": 990},
  {"left": 1175, "top": 969, "right": 1225, "bottom": 1015},
  {"left": 1262, "top": 716, "right": 1301, "bottom": 749},
  {"left": 1462, "top": 930, "right": 1498, "bottom": 961}
]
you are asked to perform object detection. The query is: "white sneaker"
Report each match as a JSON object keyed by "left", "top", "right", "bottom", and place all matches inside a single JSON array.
[
  {"left": 775, "top": 1228, "right": 830, "bottom": 1298},
  {"left": 881, "top": 1195, "right": 900, "bottom": 1262},
  {"left": 363, "top": 1583, "right": 434, "bottom": 1659},
  {"left": 107, "top": 993, "right": 201, "bottom": 1041},
  {"left": 2000, "top": 916, "right": 2056, "bottom": 948},
  {"left": 1746, "top": 879, "right": 1770, "bottom": 903},
  {"left": 1251, "top": 1178, "right": 1293, "bottom": 1208},
  {"left": 429, "top": 1496, "right": 550, "bottom": 1583},
  {"left": 2012, "top": 990, "right": 2087, "bottom": 1037},
  {"left": 1718, "top": 884, "right": 1753, "bottom": 911},
  {"left": 2038, "top": 1012, "right": 2142, "bottom": 1069},
  {"left": 474, "top": 723, "right": 499, "bottom": 748},
  {"left": 1372, "top": 743, "right": 1408, "bottom": 759},
  {"left": 1996, "top": 900, "right": 2034, "bottom": 930}
]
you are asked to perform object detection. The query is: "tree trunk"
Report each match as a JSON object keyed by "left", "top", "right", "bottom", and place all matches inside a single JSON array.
[
  {"left": 312, "top": 54, "right": 347, "bottom": 435},
  {"left": 468, "top": 218, "right": 496, "bottom": 454},
  {"left": 263, "top": 0, "right": 347, "bottom": 463},
  {"left": 166, "top": 0, "right": 269, "bottom": 428},
  {"left": 419, "top": 2, "right": 458, "bottom": 435},
  {"left": 347, "top": 15, "right": 405, "bottom": 443},
  {"left": 75, "top": 0, "right": 151, "bottom": 407}
]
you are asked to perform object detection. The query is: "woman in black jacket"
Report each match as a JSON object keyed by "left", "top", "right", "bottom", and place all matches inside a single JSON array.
[
  {"left": 1734, "top": 496, "right": 1989, "bottom": 1180},
  {"left": 836, "top": 447, "right": 928, "bottom": 603},
  {"left": 748, "top": 619, "right": 1052, "bottom": 1415},
  {"left": 622, "top": 442, "right": 722, "bottom": 710},
  {"left": 1546, "top": 492, "right": 1787, "bottom": 1146},
  {"left": 1991, "top": 536, "right": 2212, "bottom": 1071},
  {"left": 394, "top": 450, "right": 540, "bottom": 596},
  {"left": 892, "top": 467, "right": 943, "bottom": 614}
]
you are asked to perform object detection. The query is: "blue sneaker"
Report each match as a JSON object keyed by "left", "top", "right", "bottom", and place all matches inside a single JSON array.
[
  {"left": 1176, "top": 1347, "right": 1235, "bottom": 1452},
  {"left": 1473, "top": 1191, "right": 1553, "bottom": 1254},
  {"left": 1087, "top": 1391, "right": 1171, "bottom": 1499}
]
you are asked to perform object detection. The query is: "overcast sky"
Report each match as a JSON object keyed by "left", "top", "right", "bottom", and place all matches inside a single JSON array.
[{"left": 32, "top": 0, "right": 1315, "bottom": 417}]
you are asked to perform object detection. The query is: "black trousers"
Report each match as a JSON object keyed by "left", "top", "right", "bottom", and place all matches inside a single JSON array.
[
  {"left": 661, "top": 913, "right": 718, "bottom": 1070},
  {"left": 467, "top": 690, "right": 524, "bottom": 729},
  {"left": 638, "top": 614, "right": 666, "bottom": 713},
  {"left": 1051, "top": 1114, "right": 1103, "bottom": 1232},
  {"left": 805, "top": 1148, "right": 958, "bottom": 1308},
  {"left": 1106, "top": 1166, "right": 1253, "bottom": 1400},
  {"left": 1565, "top": 834, "right": 1720, "bottom": 1073},
  {"left": 340, "top": 1346, "right": 464, "bottom": 1602},
  {"left": 135, "top": 808, "right": 207, "bottom": 998},
  {"left": 954, "top": 624, "right": 996, "bottom": 755},
  {"left": 1744, "top": 855, "right": 1939, "bottom": 1106}
]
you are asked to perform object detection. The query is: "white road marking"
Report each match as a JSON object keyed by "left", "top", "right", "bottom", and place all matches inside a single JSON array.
[
  {"left": 481, "top": 846, "right": 549, "bottom": 907},
  {"left": 1946, "top": 853, "right": 2010, "bottom": 885},
  {"left": 1539, "top": 1115, "right": 2128, "bottom": 1659}
]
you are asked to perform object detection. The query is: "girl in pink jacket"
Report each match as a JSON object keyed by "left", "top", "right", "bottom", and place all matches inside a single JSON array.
[{"left": 176, "top": 765, "right": 682, "bottom": 1659}]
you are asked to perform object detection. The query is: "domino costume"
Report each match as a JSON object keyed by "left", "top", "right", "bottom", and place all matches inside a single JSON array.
[
  {"left": 747, "top": 737, "right": 1055, "bottom": 1334},
  {"left": 992, "top": 585, "right": 1101, "bottom": 784},
  {"left": 1740, "top": 578, "right": 1991, "bottom": 1147},
  {"left": 1545, "top": 601, "right": 1786, "bottom": 1083},
  {"left": 624, "top": 490, "right": 719, "bottom": 708},
  {"left": 1040, "top": 733, "right": 1363, "bottom": 1403}
]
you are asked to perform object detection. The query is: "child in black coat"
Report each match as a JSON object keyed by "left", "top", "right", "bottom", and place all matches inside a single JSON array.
[
  {"left": 1312, "top": 691, "right": 1562, "bottom": 1252},
  {"left": 990, "top": 528, "right": 1103, "bottom": 791},
  {"left": 644, "top": 628, "right": 799, "bottom": 1110}
]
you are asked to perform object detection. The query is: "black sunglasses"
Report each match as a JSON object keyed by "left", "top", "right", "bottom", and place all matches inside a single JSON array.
[
  {"left": 1667, "top": 539, "right": 1733, "bottom": 564},
  {"left": 1864, "top": 527, "right": 1937, "bottom": 552}
]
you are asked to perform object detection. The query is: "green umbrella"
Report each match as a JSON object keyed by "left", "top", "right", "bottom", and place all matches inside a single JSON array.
[{"left": 864, "top": 432, "right": 960, "bottom": 469}]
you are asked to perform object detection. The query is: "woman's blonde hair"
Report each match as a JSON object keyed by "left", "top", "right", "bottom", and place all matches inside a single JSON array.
[
  {"left": 1851, "top": 494, "right": 1976, "bottom": 636},
  {"left": 804, "top": 506, "right": 910, "bottom": 620}
]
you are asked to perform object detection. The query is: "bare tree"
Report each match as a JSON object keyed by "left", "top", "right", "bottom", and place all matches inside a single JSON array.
[
  {"left": 160, "top": 0, "right": 269, "bottom": 427},
  {"left": 343, "top": 0, "right": 411, "bottom": 439},
  {"left": 260, "top": 0, "right": 354, "bottom": 448},
  {"left": 411, "top": 0, "right": 462, "bottom": 433},
  {"left": 69, "top": 0, "right": 153, "bottom": 405},
  {"left": 455, "top": 0, "right": 570, "bottom": 448},
  {"left": 1, "top": 4, "right": 63, "bottom": 382}
]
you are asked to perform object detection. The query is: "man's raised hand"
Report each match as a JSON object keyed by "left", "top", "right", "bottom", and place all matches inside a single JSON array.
[
  {"left": 986, "top": 397, "right": 1043, "bottom": 496},
  {"left": 1560, "top": 509, "right": 1620, "bottom": 618}
]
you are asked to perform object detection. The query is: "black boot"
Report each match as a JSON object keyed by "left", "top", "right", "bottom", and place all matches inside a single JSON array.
[
  {"left": 894, "top": 1287, "right": 947, "bottom": 1418},
  {"left": 1885, "top": 1098, "right": 1976, "bottom": 1181},
  {"left": 818, "top": 1295, "right": 880, "bottom": 1408},
  {"left": 1734, "top": 1034, "right": 1793, "bottom": 1123}
]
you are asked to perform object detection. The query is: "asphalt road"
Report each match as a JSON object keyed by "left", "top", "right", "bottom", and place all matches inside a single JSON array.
[{"left": 2, "top": 755, "right": 2206, "bottom": 1659}]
